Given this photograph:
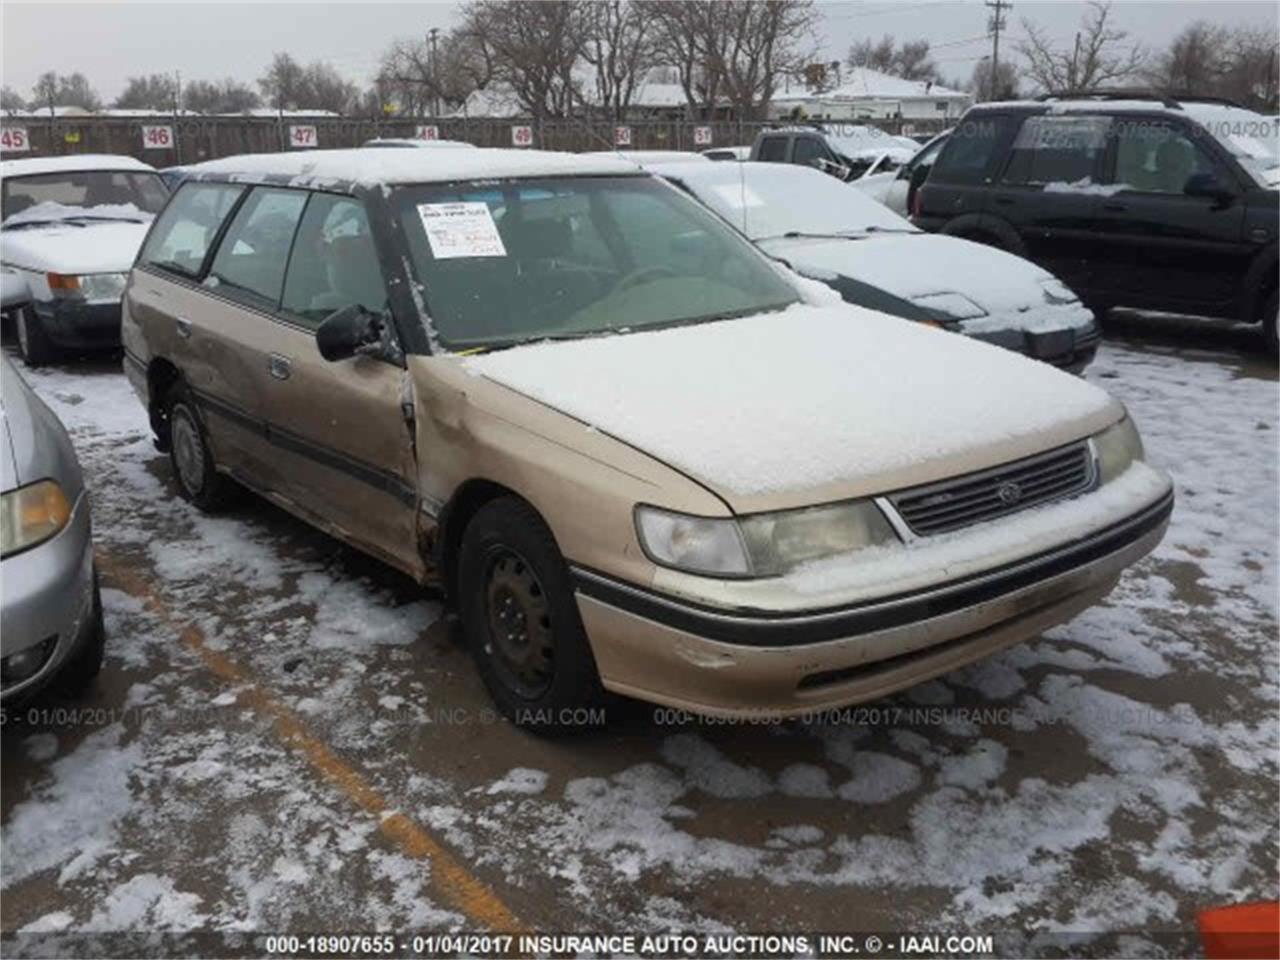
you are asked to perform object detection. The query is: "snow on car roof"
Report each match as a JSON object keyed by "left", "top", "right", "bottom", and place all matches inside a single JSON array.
[
  {"left": 1, "top": 154, "right": 157, "bottom": 178},
  {"left": 188, "top": 147, "right": 642, "bottom": 188},
  {"left": 583, "top": 150, "right": 710, "bottom": 164}
]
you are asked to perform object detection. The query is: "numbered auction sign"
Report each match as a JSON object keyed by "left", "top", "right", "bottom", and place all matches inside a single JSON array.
[
  {"left": 289, "top": 125, "right": 318, "bottom": 148},
  {"left": 0, "top": 127, "right": 30, "bottom": 152},
  {"left": 511, "top": 125, "right": 533, "bottom": 147},
  {"left": 693, "top": 125, "right": 712, "bottom": 146},
  {"left": 414, "top": 125, "right": 439, "bottom": 141},
  {"left": 614, "top": 125, "right": 632, "bottom": 147},
  {"left": 141, "top": 124, "right": 174, "bottom": 150}
]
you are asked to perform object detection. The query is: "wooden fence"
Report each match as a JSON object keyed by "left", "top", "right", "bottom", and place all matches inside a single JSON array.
[{"left": 0, "top": 114, "right": 950, "bottom": 163}]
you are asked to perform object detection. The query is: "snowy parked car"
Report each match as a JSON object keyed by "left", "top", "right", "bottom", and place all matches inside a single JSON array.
[
  {"left": 854, "top": 129, "right": 951, "bottom": 216},
  {"left": 702, "top": 146, "right": 751, "bottom": 162},
  {"left": 124, "top": 148, "right": 1171, "bottom": 729},
  {"left": 1, "top": 354, "right": 105, "bottom": 702},
  {"left": 1, "top": 154, "right": 168, "bottom": 365},
  {"left": 360, "top": 138, "right": 476, "bottom": 150},
  {"left": 653, "top": 160, "right": 1100, "bottom": 372}
]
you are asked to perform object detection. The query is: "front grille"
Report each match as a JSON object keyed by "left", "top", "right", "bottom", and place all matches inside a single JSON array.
[
  {"left": 1075, "top": 325, "right": 1101, "bottom": 351},
  {"left": 889, "top": 442, "right": 1095, "bottom": 536}
]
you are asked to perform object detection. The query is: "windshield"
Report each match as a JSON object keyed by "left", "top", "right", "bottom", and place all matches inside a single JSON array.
[
  {"left": 1, "top": 170, "right": 168, "bottom": 226},
  {"left": 394, "top": 175, "right": 798, "bottom": 351},
  {"left": 677, "top": 164, "right": 917, "bottom": 240}
]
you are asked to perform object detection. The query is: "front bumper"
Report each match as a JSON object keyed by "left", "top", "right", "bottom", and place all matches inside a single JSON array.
[
  {"left": 573, "top": 488, "right": 1172, "bottom": 719},
  {"left": 34, "top": 299, "right": 122, "bottom": 350},
  {"left": 965, "top": 320, "right": 1100, "bottom": 374},
  {"left": 0, "top": 492, "right": 96, "bottom": 701}
]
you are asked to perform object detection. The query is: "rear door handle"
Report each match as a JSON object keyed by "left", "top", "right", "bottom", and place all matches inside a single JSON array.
[
  {"left": 268, "top": 354, "right": 292, "bottom": 381},
  {"left": 175, "top": 317, "right": 191, "bottom": 339},
  {"left": 1102, "top": 201, "right": 1127, "bottom": 212},
  {"left": 993, "top": 195, "right": 1015, "bottom": 205}
]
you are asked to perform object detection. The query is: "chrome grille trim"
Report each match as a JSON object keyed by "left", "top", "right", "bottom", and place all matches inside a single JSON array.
[{"left": 888, "top": 441, "right": 1096, "bottom": 537}]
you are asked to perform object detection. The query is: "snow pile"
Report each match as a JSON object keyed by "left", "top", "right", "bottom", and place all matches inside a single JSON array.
[
  {"left": 464, "top": 301, "right": 1118, "bottom": 496},
  {"left": 0, "top": 220, "right": 151, "bottom": 274},
  {"left": 1044, "top": 178, "right": 1128, "bottom": 197}
]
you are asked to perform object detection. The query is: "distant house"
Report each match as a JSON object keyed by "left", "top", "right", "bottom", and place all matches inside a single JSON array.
[
  {"left": 769, "top": 67, "right": 972, "bottom": 122},
  {"left": 451, "top": 75, "right": 731, "bottom": 121}
]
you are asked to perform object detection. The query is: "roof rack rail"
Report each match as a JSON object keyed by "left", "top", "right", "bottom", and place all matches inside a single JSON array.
[{"left": 1035, "top": 89, "right": 1183, "bottom": 109}]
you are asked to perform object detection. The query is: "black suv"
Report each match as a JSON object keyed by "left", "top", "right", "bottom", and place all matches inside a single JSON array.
[{"left": 913, "top": 94, "right": 1279, "bottom": 350}]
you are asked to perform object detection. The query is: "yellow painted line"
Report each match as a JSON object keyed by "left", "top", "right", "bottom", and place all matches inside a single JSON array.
[{"left": 98, "top": 552, "right": 527, "bottom": 933}]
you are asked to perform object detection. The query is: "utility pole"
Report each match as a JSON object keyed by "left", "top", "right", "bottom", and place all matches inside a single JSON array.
[
  {"left": 985, "top": 0, "right": 1009, "bottom": 101},
  {"left": 1070, "top": 32, "right": 1081, "bottom": 91},
  {"left": 428, "top": 27, "right": 440, "bottom": 118}
]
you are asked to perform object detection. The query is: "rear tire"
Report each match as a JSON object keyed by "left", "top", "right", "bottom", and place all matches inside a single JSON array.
[
  {"left": 166, "top": 383, "right": 235, "bottom": 511},
  {"left": 457, "top": 497, "right": 605, "bottom": 734},
  {"left": 15, "top": 305, "right": 57, "bottom": 367},
  {"left": 54, "top": 570, "right": 105, "bottom": 697}
]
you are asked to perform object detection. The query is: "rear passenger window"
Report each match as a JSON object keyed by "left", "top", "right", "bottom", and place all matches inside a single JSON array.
[
  {"left": 208, "top": 187, "right": 307, "bottom": 307},
  {"left": 931, "top": 115, "right": 1016, "bottom": 184},
  {"left": 139, "top": 182, "right": 244, "bottom": 277},
  {"left": 1111, "top": 121, "right": 1221, "bottom": 194},
  {"left": 757, "top": 137, "right": 789, "bottom": 162},
  {"left": 1001, "top": 115, "right": 1109, "bottom": 186},
  {"left": 792, "top": 137, "right": 826, "bottom": 168},
  {"left": 281, "top": 195, "right": 387, "bottom": 328}
]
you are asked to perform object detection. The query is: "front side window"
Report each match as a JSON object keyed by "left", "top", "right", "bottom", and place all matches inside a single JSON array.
[
  {"left": 1, "top": 170, "right": 168, "bottom": 223},
  {"left": 281, "top": 194, "right": 387, "bottom": 328},
  {"left": 139, "top": 181, "right": 245, "bottom": 277},
  {"left": 792, "top": 137, "right": 827, "bottom": 168},
  {"left": 394, "top": 176, "right": 797, "bottom": 350},
  {"left": 1111, "top": 120, "right": 1222, "bottom": 194},
  {"left": 208, "top": 187, "right": 307, "bottom": 306},
  {"left": 1001, "top": 115, "right": 1109, "bottom": 186},
  {"left": 757, "top": 137, "right": 789, "bottom": 162}
]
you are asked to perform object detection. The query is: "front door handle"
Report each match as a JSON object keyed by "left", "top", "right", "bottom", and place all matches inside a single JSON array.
[
  {"left": 175, "top": 317, "right": 192, "bottom": 339},
  {"left": 1102, "top": 201, "right": 1127, "bottom": 213},
  {"left": 267, "top": 353, "right": 292, "bottom": 381}
]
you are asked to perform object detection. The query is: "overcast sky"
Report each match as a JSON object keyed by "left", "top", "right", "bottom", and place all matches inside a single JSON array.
[{"left": 3, "top": 0, "right": 1276, "bottom": 101}]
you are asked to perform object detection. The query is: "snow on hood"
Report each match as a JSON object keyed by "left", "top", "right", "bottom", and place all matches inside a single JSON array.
[
  {"left": 757, "top": 233, "right": 1093, "bottom": 334},
  {"left": 0, "top": 220, "right": 150, "bottom": 274},
  {"left": 463, "top": 302, "right": 1118, "bottom": 503}
]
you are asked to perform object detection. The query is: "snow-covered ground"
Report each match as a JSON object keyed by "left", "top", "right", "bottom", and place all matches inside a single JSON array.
[{"left": 1, "top": 336, "right": 1276, "bottom": 950}]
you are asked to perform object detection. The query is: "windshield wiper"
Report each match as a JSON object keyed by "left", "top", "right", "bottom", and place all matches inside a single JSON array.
[
  {"left": 2, "top": 218, "right": 85, "bottom": 230},
  {"left": 772, "top": 230, "right": 870, "bottom": 241},
  {"left": 63, "top": 214, "right": 148, "bottom": 224}
]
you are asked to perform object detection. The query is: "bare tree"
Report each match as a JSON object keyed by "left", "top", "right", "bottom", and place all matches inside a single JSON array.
[
  {"left": 1, "top": 86, "right": 27, "bottom": 112},
  {"left": 380, "top": 28, "right": 493, "bottom": 117},
  {"left": 848, "top": 35, "right": 896, "bottom": 74},
  {"left": 1148, "top": 22, "right": 1278, "bottom": 112},
  {"left": 460, "top": 1, "right": 585, "bottom": 120},
  {"left": 970, "top": 58, "right": 1020, "bottom": 102},
  {"left": 303, "top": 62, "right": 360, "bottom": 114},
  {"left": 646, "top": 1, "right": 815, "bottom": 119},
  {"left": 1018, "top": 1, "right": 1145, "bottom": 94},
  {"left": 31, "top": 71, "right": 101, "bottom": 111},
  {"left": 847, "top": 35, "right": 937, "bottom": 81},
  {"left": 580, "top": 0, "right": 657, "bottom": 121},
  {"left": 258, "top": 52, "right": 308, "bottom": 110},
  {"left": 183, "top": 79, "right": 261, "bottom": 114},
  {"left": 115, "top": 74, "right": 178, "bottom": 111}
]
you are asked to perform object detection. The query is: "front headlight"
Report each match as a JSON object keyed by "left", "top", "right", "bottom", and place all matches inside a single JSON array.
[
  {"left": 1094, "top": 416, "right": 1145, "bottom": 484},
  {"left": 635, "top": 500, "right": 898, "bottom": 578},
  {"left": 47, "top": 272, "right": 128, "bottom": 303},
  {"left": 739, "top": 500, "right": 898, "bottom": 576},
  {"left": 0, "top": 480, "right": 72, "bottom": 559},
  {"left": 635, "top": 507, "right": 750, "bottom": 577}
]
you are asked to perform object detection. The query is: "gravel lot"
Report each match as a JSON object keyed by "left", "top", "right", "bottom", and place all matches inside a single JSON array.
[{"left": 1, "top": 321, "right": 1277, "bottom": 954}]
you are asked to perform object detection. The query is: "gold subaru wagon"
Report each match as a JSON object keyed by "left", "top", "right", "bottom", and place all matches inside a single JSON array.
[{"left": 123, "top": 148, "right": 1173, "bottom": 730}]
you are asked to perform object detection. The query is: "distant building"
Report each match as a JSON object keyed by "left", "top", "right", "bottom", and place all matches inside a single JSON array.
[
  {"left": 769, "top": 67, "right": 972, "bottom": 122},
  {"left": 451, "top": 75, "right": 731, "bottom": 120}
]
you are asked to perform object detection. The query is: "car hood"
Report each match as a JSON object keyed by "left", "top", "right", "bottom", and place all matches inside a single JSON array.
[
  {"left": 850, "top": 171, "right": 896, "bottom": 202},
  {"left": 757, "top": 233, "right": 1092, "bottom": 334},
  {"left": 461, "top": 302, "right": 1121, "bottom": 514},
  {"left": 0, "top": 221, "right": 150, "bottom": 274}
]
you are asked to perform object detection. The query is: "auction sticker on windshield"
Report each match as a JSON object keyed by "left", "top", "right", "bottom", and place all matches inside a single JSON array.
[{"left": 418, "top": 202, "right": 508, "bottom": 259}]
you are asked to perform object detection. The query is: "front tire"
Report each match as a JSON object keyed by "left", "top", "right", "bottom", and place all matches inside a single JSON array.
[
  {"left": 457, "top": 497, "right": 605, "bottom": 733},
  {"left": 166, "top": 383, "right": 235, "bottom": 511},
  {"left": 15, "top": 305, "right": 57, "bottom": 367}
]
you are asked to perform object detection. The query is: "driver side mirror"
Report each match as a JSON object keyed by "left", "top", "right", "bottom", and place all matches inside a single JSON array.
[
  {"left": 1184, "top": 172, "right": 1235, "bottom": 206},
  {"left": 316, "top": 304, "right": 381, "bottom": 362}
]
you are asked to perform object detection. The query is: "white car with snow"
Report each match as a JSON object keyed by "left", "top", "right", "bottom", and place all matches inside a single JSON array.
[
  {"left": 751, "top": 125, "right": 922, "bottom": 182},
  {"left": 1, "top": 155, "right": 168, "bottom": 365},
  {"left": 653, "top": 160, "right": 1101, "bottom": 372},
  {"left": 854, "top": 128, "right": 951, "bottom": 215}
]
